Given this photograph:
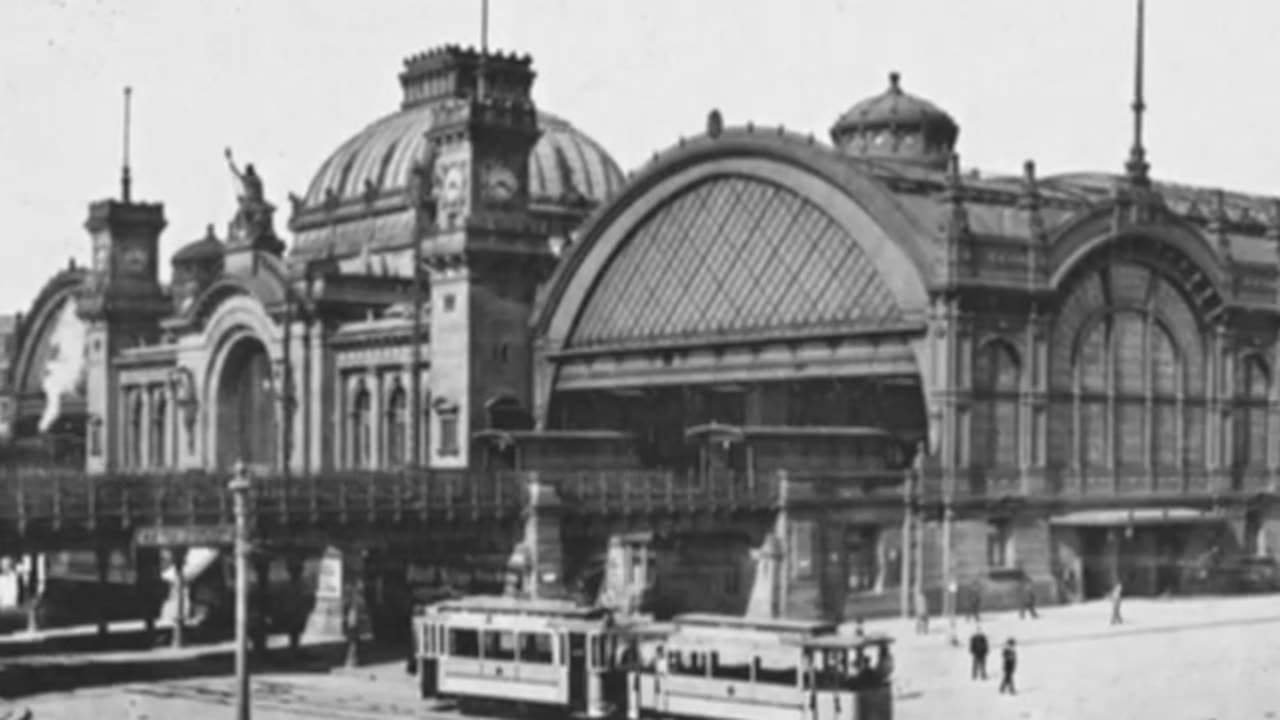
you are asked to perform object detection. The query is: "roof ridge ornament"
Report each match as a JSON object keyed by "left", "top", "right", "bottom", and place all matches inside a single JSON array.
[{"left": 1124, "top": 0, "right": 1151, "bottom": 187}]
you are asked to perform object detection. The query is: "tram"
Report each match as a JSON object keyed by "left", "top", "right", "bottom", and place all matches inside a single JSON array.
[
  {"left": 631, "top": 613, "right": 893, "bottom": 720},
  {"left": 413, "top": 595, "right": 649, "bottom": 718},
  {"left": 413, "top": 597, "right": 894, "bottom": 720}
]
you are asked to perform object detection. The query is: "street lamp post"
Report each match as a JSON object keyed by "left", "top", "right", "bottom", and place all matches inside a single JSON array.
[
  {"left": 944, "top": 501, "right": 958, "bottom": 647},
  {"left": 229, "top": 461, "right": 252, "bottom": 720}
]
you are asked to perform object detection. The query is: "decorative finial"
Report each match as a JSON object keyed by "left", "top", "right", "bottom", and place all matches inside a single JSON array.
[
  {"left": 888, "top": 71, "right": 902, "bottom": 93},
  {"left": 1125, "top": 0, "right": 1150, "bottom": 186},
  {"left": 121, "top": 86, "right": 133, "bottom": 203},
  {"left": 707, "top": 109, "right": 723, "bottom": 138},
  {"left": 205, "top": 223, "right": 216, "bottom": 239}
]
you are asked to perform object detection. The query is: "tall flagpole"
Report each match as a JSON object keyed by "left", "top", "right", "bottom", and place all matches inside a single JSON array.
[
  {"left": 121, "top": 86, "right": 133, "bottom": 202},
  {"left": 1125, "top": 0, "right": 1150, "bottom": 185},
  {"left": 477, "top": 0, "right": 490, "bottom": 99}
]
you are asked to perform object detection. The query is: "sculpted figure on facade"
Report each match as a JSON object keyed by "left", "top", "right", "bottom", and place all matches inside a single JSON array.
[{"left": 223, "top": 147, "right": 279, "bottom": 250}]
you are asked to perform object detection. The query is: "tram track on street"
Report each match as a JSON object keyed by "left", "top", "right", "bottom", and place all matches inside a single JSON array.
[{"left": 125, "top": 677, "right": 436, "bottom": 720}]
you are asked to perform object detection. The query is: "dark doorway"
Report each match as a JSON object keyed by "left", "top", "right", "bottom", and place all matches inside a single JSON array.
[
  {"left": 1079, "top": 529, "right": 1112, "bottom": 600},
  {"left": 216, "top": 337, "right": 277, "bottom": 470}
]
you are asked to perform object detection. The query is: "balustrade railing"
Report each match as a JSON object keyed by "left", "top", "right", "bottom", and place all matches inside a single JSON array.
[{"left": 539, "top": 469, "right": 779, "bottom": 513}]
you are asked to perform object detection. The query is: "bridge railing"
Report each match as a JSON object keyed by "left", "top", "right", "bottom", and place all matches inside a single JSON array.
[
  {"left": 548, "top": 469, "right": 780, "bottom": 513},
  {"left": 0, "top": 468, "right": 530, "bottom": 536}
]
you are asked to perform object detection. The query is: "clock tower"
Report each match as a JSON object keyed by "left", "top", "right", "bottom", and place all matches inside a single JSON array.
[
  {"left": 402, "top": 46, "right": 551, "bottom": 467},
  {"left": 80, "top": 196, "right": 169, "bottom": 473}
]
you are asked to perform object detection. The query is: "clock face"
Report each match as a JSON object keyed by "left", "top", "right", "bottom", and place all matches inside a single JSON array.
[
  {"left": 440, "top": 164, "right": 467, "bottom": 204},
  {"left": 482, "top": 162, "right": 519, "bottom": 203},
  {"left": 121, "top": 246, "right": 148, "bottom": 274}
]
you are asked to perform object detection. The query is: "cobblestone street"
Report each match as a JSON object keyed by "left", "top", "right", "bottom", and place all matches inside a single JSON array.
[
  {"left": 885, "top": 595, "right": 1280, "bottom": 720},
  {"left": 3, "top": 596, "right": 1277, "bottom": 719}
]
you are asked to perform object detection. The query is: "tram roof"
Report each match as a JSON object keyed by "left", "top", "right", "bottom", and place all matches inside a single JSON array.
[
  {"left": 803, "top": 632, "right": 895, "bottom": 650},
  {"left": 671, "top": 613, "right": 837, "bottom": 636},
  {"left": 683, "top": 423, "right": 897, "bottom": 442},
  {"left": 430, "top": 595, "right": 610, "bottom": 619}
]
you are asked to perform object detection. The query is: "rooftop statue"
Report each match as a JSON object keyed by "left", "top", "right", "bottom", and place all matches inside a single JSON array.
[
  {"left": 225, "top": 147, "right": 265, "bottom": 208},
  {"left": 223, "top": 147, "right": 282, "bottom": 254}
]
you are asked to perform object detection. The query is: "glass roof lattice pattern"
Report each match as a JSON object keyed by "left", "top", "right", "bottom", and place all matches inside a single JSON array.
[{"left": 568, "top": 175, "right": 903, "bottom": 349}]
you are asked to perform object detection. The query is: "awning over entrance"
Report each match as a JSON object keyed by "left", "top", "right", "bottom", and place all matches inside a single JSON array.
[{"left": 1050, "top": 507, "right": 1227, "bottom": 527}]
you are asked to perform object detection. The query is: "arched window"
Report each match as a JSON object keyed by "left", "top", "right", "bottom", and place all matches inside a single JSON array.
[
  {"left": 385, "top": 382, "right": 408, "bottom": 467},
  {"left": 1073, "top": 311, "right": 1181, "bottom": 468},
  {"left": 972, "top": 341, "right": 1021, "bottom": 468},
  {"left": 1235, "top": 356, "right": 1270, "bottom": 468},
  {"left": 150, "top": 388, "right": 167, "bottom": 468},
  {"left": 128, "top": 390, "right": 144, "bottom": 469},
  {"left": 350, "top": 381, "right": 372, "bottom": 469}
]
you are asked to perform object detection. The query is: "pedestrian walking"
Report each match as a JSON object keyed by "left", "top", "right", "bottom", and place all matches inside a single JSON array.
[
  {"left": 998, "top": 638, "right": 1017, "bottom": 695},
  {"left": 1019, "top": 579, "right": 1039, "bottom": 619},
  {"left": 964, "top": 581, "right": 983, "bottom": 623},
  {"left": 968, "top": 626, "right": 989, "bottom": 680},
  {"left": 914, "top": 589, "right": 930, "bottom": 634},
  {"left": 1109, "top": 582, "right": 1124, "bottom": 625}
]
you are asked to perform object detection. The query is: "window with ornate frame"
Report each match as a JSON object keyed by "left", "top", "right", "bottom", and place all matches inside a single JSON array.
[
  {"left": 972, "top": 340, "right": 1021, "bottom": 468},
  {"left": 385, "top": 381, "right": 408, "bottom": 467},
  {"left": 150, "top": 387, "right": 167, "bottom": 468},
  {"left": 987, "top": 519, "right": 1013, "bottom": 568},
  {"left": 439, "top": 409, "right": 460, "bottom": 458},
  {"left": 1234, "top": 355, "right": 1270, "bottom": 468},
  {"left": 128, "top": 390, "right": 144, "bottom": 469},
  {"left": 1073, "top": 310, "right": 1181, "bottom": 469},
  {"left": 350, "top": 381, "right": 372, "bottom": 469}
]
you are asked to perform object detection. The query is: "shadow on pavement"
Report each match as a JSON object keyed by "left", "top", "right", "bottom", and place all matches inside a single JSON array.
[{"left": 0, "top": 631, "right": 412, "bottom": 700}]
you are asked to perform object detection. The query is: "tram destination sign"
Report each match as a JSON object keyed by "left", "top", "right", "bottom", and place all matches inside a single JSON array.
[{"left": 134, "top": 525, "right": 236, "bottom": 548}]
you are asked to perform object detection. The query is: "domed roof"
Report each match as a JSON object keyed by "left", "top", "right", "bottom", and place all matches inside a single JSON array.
[
  {"left": 830, "top": 72, "right": 959, "bottom": 171},
  {"left": 172, "top": 224, "right": 224, "bottom": 264},
  {"left": 294, "top": 105, "right": 623, "bottom": 223}
]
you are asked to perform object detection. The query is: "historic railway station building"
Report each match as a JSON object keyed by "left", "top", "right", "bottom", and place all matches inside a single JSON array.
[{"left": 2, "top": 38, "right": 1279, "bottom": 624}]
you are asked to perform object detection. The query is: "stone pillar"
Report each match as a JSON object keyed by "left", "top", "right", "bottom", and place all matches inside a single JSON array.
[
  {"left": 523, "top": 474, "right": 564, "bottom": 598},
  {"left": 305, "top": 545, "right": 370, "bottom": 667},
  {"left": 284, "top": 551, "right": 306, "bottom": 653},
  {"left": 95, "top": 547, "right": 112, "bottom": 637},
  {"left": 252, "top": 554, "right": 271, "bottom": 654},
  {"left": 166, "top": 547, "right": 188, "bottom": 648},
  {"left": 744, "top": 532, "right": 784, "bottom": 619},
  {"left": 24, "top": 553, "right": 43, "bottom": 633},
  {"left": 746, "top": 470, "right": 791, "bottom": 618},
  {"left": 133, "top": 547, "right": 161, "bottom": 638}
]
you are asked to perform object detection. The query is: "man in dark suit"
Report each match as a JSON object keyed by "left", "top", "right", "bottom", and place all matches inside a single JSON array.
[
  {"left": 999, "top": 638, "right": 1018, "bottom": 695},
  {"left": 968, "top": 626, "right": 989, "bottom": 680}
]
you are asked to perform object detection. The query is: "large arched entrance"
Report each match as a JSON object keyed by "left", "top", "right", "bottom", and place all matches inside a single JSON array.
[{"left": 216, "top": 336, "right": 277, "bottom": 470}]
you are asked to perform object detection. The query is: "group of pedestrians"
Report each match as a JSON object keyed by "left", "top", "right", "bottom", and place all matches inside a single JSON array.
[{"left": 967, "top": 626, "right": 1018, "bottom": 694}]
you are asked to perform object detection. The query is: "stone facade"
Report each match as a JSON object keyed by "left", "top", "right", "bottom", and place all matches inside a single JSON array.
[{"left": 1, "top": 45, "right": 1279, "bottom": 629}]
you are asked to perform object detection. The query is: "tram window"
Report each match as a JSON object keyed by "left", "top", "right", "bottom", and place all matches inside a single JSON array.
[
  {"left": 520, "top": 633, "right": 555, "bottom": 664},
  {"left": 709, "top": 651, "right": 751, "bottom": 681},
  {"left": 589, "top": 635, "right": 604, "bottom": 668},
  {"left": 483, "top": 630, "right": 517, "bottom": 661},
  {"left": 754, "top": 658, "right": 799, "bottom": 687},
  {"left": 448, "top": 628, "right": 480, "bottom": 658},
  {"left": 669, "top": 650, "right": 707, "bottom": 677}
]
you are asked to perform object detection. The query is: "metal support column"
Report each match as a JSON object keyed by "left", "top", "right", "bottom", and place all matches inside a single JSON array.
[{"left": 229, "top": 462, "right": 252, "bottom": 720}]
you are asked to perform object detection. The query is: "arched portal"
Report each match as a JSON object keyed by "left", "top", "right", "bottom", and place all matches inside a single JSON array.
[{"left": 215, "top": 336, "right": 277, "bottom": 470}]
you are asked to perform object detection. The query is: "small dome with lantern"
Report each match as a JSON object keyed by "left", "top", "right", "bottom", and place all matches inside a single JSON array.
[{"left": 830, "top": 71, "right": 959, "bottom": 171}]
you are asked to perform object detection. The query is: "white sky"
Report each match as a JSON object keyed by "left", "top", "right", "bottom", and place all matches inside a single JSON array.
[{"left": 1, "top": 0, "right": 1277, "bottom": 314}]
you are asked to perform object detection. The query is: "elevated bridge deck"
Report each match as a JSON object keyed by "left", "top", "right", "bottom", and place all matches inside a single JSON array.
[{"left": 0, "top": 468, "right": 804, "bottom": 552}]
